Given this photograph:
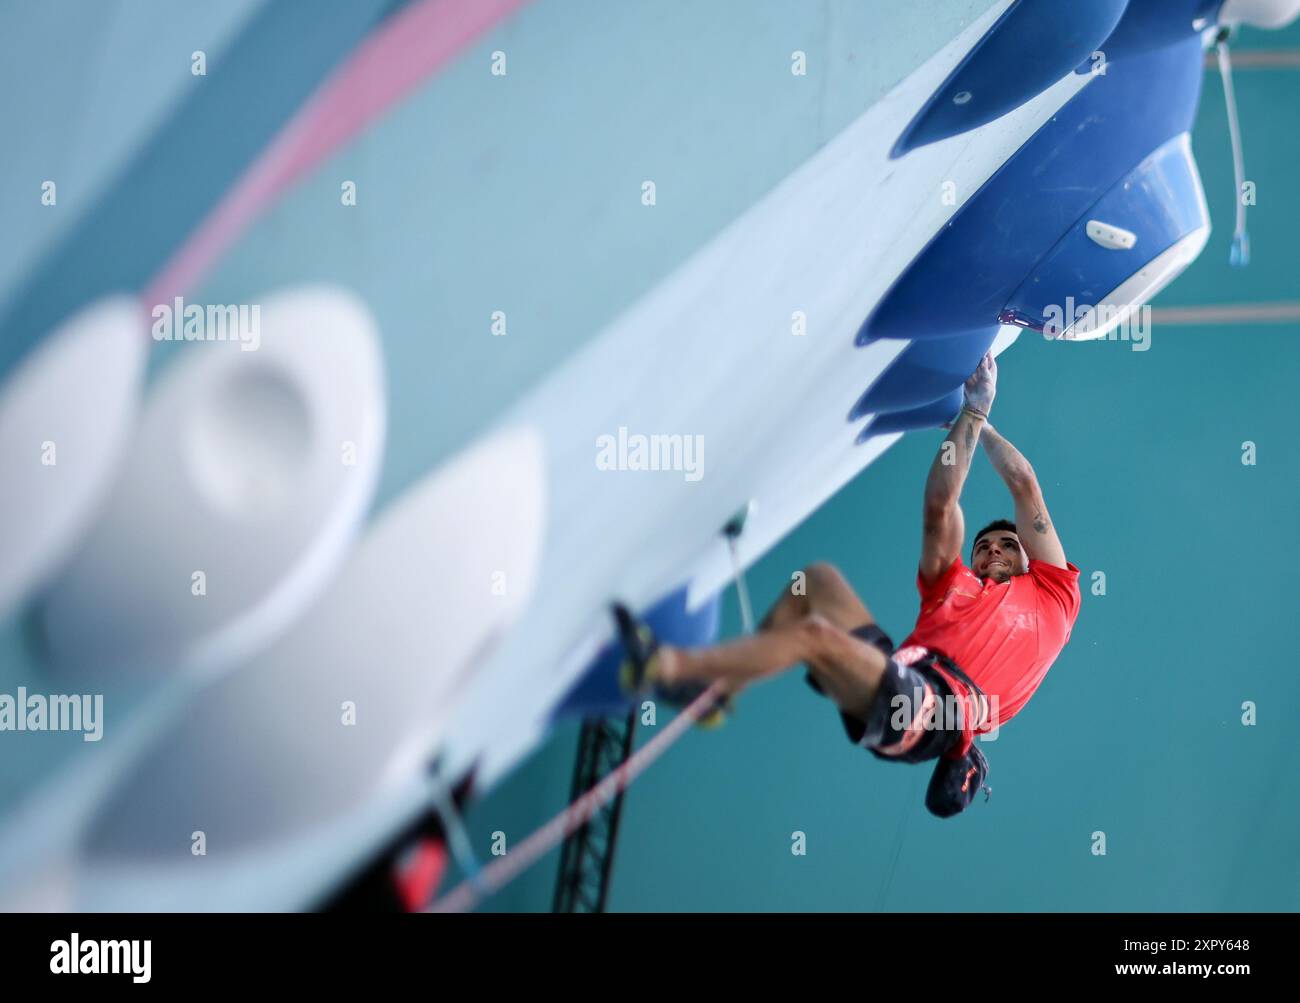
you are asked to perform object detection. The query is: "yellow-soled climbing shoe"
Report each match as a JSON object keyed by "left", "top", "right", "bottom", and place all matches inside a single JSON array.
[{"left": 611, "top": 602, "right": 729, "bottom": 729}]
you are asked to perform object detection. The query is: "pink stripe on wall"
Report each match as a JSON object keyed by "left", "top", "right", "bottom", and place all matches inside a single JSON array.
[{"left": 144, "top": 0, "right": 530, "bottom": 307}]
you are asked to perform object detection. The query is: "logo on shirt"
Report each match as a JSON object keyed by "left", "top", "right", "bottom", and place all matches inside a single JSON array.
[{"left": 893, "top": 644, "right": 929, "bottom": 667}]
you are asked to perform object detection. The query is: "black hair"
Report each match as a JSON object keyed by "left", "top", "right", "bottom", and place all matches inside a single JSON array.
[{"left": 971, "top": 519, "right": 1017, "bottom": 560}]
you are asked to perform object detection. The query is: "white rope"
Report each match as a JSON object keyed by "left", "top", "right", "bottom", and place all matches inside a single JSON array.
[
  {"left": 428, "top": 772, "right": 489, "bottom": 896},
  {"left": 1217, "top": 39, "right": 1250, "bottom": 266},
  {"left": 726, "top": 534, "right": 756, "bottom": 636}
]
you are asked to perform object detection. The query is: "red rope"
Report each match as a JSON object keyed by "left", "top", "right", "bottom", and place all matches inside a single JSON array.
[{"left": 426, "top": 682, "right": 726, "bottom": 913}]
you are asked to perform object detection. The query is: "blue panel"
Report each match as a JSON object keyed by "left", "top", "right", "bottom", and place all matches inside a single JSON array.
[
  {"left": 1083, "top": 0, "right": 1222, "bottom": 66},
  {"left": 849, "top": 328, "right": 997, "bottom": 419},
  {"left": 857, "top": 387, "right": 964, "bottom": 443},
  {"left": 859, "top": 33, "right": 1205, "bottom": 348},
  {"left": 1000, "top": 135, "right": 1208, "bottom": 332},
  {"left": 0, "top": 0, "right": 395, "bottom": 384},
  {"left": 892, "top": 0, "right": 1130, "bottom": 158},
  {"left": 550, "top": 586, "right": 723, "bottom": 722}
]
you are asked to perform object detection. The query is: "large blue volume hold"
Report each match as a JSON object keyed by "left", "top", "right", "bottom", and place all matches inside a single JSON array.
[
  {"left": 551, "top": 586, "right": 723, "bottom": 721},
  {"left": 857, "top": 387, "right": 965, "bottom": 443},
  {"left": 892, "top": 0, "right": 1130, "bottom": 158},
  {"left": 862, "top": 34, "right": 1205, "bottom": 347}
]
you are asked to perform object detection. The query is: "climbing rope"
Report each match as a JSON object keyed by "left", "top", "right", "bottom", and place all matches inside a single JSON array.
[
  {"left": 428, "top": 768, "right": 489, "bottom": 897},
  {"left": 1216, "top": 32, "right": 1250, "bottom": 267},
  {"left": 874, "top": 784, "right": 917, "bottom": 910},
  {"left": 726, "top": 534, "right": 757, "bottom": 636},
  {"left": 429, "top": 509, "right": 756, "bottom": 912},
  {"left": 426, "top": 680, "right": 726, "bottom": 912}
]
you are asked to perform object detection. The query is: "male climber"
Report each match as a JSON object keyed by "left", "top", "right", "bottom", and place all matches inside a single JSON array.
[{"left": 615, "top": 353, "right": 1081, "bottom": 815}]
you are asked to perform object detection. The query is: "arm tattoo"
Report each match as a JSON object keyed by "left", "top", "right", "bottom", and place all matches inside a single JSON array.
[{"left": 1033, "top": 511, "right": 1049, "bottom": 534}]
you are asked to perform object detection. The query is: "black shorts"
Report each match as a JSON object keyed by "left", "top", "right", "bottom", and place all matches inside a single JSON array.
[{"left": 804, "top": 623, "right": 962, "bottom": 764}]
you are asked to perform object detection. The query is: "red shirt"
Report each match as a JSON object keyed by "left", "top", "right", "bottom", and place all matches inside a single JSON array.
[{"left": 901, "top": 557, "right": 1081, "bottom": 754}]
